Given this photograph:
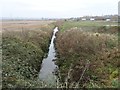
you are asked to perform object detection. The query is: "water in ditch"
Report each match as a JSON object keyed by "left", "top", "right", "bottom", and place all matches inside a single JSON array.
[{"left": 39, "top": 27, "right": 58, "bottom": 85}]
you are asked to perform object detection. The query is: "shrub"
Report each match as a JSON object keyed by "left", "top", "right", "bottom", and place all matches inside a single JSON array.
[
  {"left": 2, "top": 21, "right": 54, "bottom": 88},
  {"left": 55, "top": 28, "right": 119, "bottom": 88}
]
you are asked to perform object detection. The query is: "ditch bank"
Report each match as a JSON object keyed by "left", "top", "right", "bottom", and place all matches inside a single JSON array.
[{"left": 2, "top": 27, "right": 53, "bottom": 88}]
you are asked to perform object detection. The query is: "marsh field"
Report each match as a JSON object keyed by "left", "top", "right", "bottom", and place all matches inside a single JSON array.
[{"left": 1, "top": 20, "right": 119, "bottom": 88}]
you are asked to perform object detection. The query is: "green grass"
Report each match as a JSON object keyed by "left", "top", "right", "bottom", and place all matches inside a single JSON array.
[{"left": 59, "top": 21, "right": 117, "bottom": 31}]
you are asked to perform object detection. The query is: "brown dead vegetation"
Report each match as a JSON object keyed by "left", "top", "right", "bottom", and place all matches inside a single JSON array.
[{"left": 56, "top": 27, "right": 119, "bottom": 88}]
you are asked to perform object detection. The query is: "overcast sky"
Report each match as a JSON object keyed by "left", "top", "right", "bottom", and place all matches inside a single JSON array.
[{"left": 0, "top": 0, "right": 119, "bottom": 18}]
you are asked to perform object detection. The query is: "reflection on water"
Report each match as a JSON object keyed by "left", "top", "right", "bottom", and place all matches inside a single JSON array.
[{"left": 39, "top": 27, "right": 58, "bottom": 84}]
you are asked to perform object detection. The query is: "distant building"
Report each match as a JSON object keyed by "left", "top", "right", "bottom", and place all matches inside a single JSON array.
[
  {"left": 81, "top": 18, "right": 86, "bottom": 21},
  {"left": 106, "top": 19, "right": 111, "bottom": 21},
  {"left": 90, "top": 18, "right": 95, "bottom": 21}
]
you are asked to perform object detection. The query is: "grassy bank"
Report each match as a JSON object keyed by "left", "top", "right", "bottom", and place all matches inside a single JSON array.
[
  {"left": 55, "top": 20, "right": 117, "bottom": 31},
  {"left": 55, "top": 21, "right": 119, "bottom": 88},
  {"left": 2, "top": 20, "right": 55, "bottom": 88}
]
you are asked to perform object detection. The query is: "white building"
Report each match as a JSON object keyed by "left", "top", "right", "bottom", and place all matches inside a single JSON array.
[
  {"left": 106, "top": 19, "right": 111, "bottom": 21},
  {"left": 82, "top": 18, "right": 86, "bottom": 21},
  {"left": 90, "top": 18, "right": 95, "bottom": 21}
]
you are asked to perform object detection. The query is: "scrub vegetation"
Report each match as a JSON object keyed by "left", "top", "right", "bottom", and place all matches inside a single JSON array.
[
  {"left": 2, "top": 20, "right": 55, "bottom": 88},
  {"left": 1, "top": 20, "right": 119, "bottom": 88},
  {"left": 55, "top": 21, "right": 119, "bottom": 88}
]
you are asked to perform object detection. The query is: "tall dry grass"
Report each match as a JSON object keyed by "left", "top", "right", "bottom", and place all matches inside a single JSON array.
[{"left": 55, "top": 28, "right": 119, "bottom": 88}]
